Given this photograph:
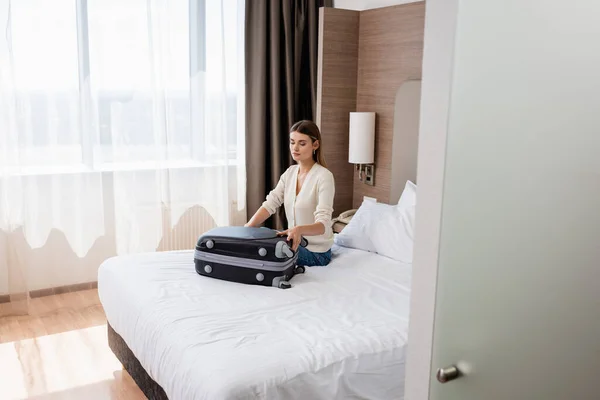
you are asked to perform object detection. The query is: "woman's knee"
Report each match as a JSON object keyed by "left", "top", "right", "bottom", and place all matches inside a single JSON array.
[{"left": 297, "top": 247, "right": 331, "bottom": 267}]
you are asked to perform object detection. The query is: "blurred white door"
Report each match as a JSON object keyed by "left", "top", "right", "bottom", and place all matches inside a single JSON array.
[{"left": 407, "top": 0, "right": 600, "bottom": 399}]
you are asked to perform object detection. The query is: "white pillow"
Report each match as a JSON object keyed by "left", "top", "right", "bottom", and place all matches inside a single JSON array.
[
  {"left": 334, "top": 198, "right": 415, "bottom": 263},
  {"left": 397, "top": 180, "right": 417, "bottom": 209},
  {"left": 397, "top": 180, "right": 417, "bottom": 240},
  {"left": 334, "top": 199, "right": 378, "bottom": 253}
]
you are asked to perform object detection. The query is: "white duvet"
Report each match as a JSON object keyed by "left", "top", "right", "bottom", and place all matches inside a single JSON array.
[{"left": 98, "top": 245, "right": 412, "bottom": 400}]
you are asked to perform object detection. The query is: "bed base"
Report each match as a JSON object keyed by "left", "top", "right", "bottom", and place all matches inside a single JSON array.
[{"left": 107, "top": 322, "right": 169, "bottom": 400}]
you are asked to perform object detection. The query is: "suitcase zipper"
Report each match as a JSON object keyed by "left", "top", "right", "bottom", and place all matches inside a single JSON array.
[{"left": 194, "top": 250, "right": 298, "bottom": 271}]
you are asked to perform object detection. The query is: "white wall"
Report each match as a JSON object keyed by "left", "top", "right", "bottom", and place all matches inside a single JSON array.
[
  {"left": 404, "top": 0, "right": 458, "bottom": 398},
  {"left": 333, "top": 0, "right": 419, "bottom": 11}
]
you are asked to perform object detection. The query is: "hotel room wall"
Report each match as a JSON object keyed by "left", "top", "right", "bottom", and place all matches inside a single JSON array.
[
  {"left": 353, "top": 2, "right": 425, "bottom": 207},
  {"left": 316, "top": 8, "right": 360, "bottom": 216},
  {"left": 317, "top": 2, "right": 425, "bottom": 210}
]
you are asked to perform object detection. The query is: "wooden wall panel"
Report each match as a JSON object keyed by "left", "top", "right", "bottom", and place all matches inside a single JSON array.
[
  {"left": 316, "top": 8, "right": 359, "bottom": 216},
  {"left": 353, "top": 2, "right": 425, "bottom": 207}
]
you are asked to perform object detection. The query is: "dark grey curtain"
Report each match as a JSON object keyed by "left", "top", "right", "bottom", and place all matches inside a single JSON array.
[{"left": 245, "top": 0, "right": 332, "bottom": 229}]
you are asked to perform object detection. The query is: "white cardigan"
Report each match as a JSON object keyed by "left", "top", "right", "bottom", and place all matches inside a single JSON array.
[{"left": 261, "top": 163, "right": 335, "bottom": 253}]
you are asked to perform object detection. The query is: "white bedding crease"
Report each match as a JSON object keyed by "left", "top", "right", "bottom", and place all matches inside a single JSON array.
[{"left": 98, "top": 244, "right": 412, "bottom": 400}]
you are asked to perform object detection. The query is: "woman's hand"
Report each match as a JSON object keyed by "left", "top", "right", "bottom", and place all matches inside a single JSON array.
[{"left": 277, "top": 226, "right": 304, "bottom": 251}]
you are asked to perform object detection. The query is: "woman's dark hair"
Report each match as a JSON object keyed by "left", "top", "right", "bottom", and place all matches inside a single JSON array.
[{"left": 289, "top": 120, "right": 327, "bottom": 167}]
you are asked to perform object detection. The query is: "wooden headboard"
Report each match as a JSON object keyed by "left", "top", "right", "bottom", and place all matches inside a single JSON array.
[{"left": 317, "top": 2, "right": 425, "bottom": 212}]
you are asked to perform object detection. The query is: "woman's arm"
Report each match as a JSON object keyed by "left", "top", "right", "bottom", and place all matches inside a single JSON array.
[
  {"left": 289, "top": 222, "right": 324, "bottom": 236},
  {"left": 245, "top": 207, "right": 271, "bottom": 227},
  {"left": 245, "top": 169, "right": 288, "bottom": 227},
  {"left": 312, "top": 171, "right": 335, "bottom": 237}
]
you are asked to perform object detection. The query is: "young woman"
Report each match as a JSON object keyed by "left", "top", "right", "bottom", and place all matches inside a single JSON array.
[{"left": 245, "top": 120, "right": 335, "bottom": 266}]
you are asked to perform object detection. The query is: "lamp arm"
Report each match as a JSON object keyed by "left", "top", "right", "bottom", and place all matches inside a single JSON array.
[{"left": 356, "top": 164, "right": 364, "bottom": 181}]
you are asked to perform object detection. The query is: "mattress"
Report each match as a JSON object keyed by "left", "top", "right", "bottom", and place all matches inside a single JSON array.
[{"left": 97, "top": 244, "right": 412, "bottom": 400}]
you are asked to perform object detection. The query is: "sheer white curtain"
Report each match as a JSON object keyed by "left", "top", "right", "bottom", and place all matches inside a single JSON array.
[{"left": 0, "top": 0, "right": 246, "bottom": 316}]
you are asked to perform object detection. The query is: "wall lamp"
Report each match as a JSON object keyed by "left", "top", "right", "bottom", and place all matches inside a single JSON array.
[{"left": 348, "top": 112, "right": 376, "bottom": 186}]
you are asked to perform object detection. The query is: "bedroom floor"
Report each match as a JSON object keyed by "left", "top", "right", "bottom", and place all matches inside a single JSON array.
[{"left": 0, "top": 290, "right": 145, "bottom": 400}]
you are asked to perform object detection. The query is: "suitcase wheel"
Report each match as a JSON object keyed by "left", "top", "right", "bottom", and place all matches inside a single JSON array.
[
  {"left": 294, "top": 266, "right": 305, "bottom": 274},
  {"left": 278, "top": 281, "right": 292, "bottom": 289}
]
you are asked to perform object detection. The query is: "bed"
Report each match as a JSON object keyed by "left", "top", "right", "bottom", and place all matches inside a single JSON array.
[
  {"left": 98, "top": 243, "right": 412, "bottom": 399},
  {"left": 98, "top": 77, "right": 420, "bottom": 399}
]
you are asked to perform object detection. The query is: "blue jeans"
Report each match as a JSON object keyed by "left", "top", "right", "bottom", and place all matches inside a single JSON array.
[{"left": 297, "top": 247, "right": 332, "bottom": 267}]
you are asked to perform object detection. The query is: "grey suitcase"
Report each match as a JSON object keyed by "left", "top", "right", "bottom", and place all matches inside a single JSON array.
[{"left": 194, "top": 226, "right": 307, "bottom": 289}]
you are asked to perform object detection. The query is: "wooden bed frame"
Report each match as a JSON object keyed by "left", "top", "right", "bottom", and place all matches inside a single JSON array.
[{"left": 107, "top": 322, "right": 169, "bottom": 400}]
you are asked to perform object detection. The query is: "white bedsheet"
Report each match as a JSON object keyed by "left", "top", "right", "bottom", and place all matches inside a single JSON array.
[{"left": 98, "top": 245, "right": 412, "bottom": 400}]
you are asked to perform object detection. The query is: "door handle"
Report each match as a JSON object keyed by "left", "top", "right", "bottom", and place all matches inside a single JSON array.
[{"left": 436, "top": 365, "right": 460, "bottom": 383}]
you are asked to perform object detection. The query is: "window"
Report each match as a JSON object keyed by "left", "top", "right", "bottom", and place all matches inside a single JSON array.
[{"left": 2, "top": 0, "right": 242, "bottom": 175}]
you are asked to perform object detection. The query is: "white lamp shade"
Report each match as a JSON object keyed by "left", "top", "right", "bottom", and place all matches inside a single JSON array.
[{"left": 348, "top": 112, "right": 375, "bottom": 164}]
